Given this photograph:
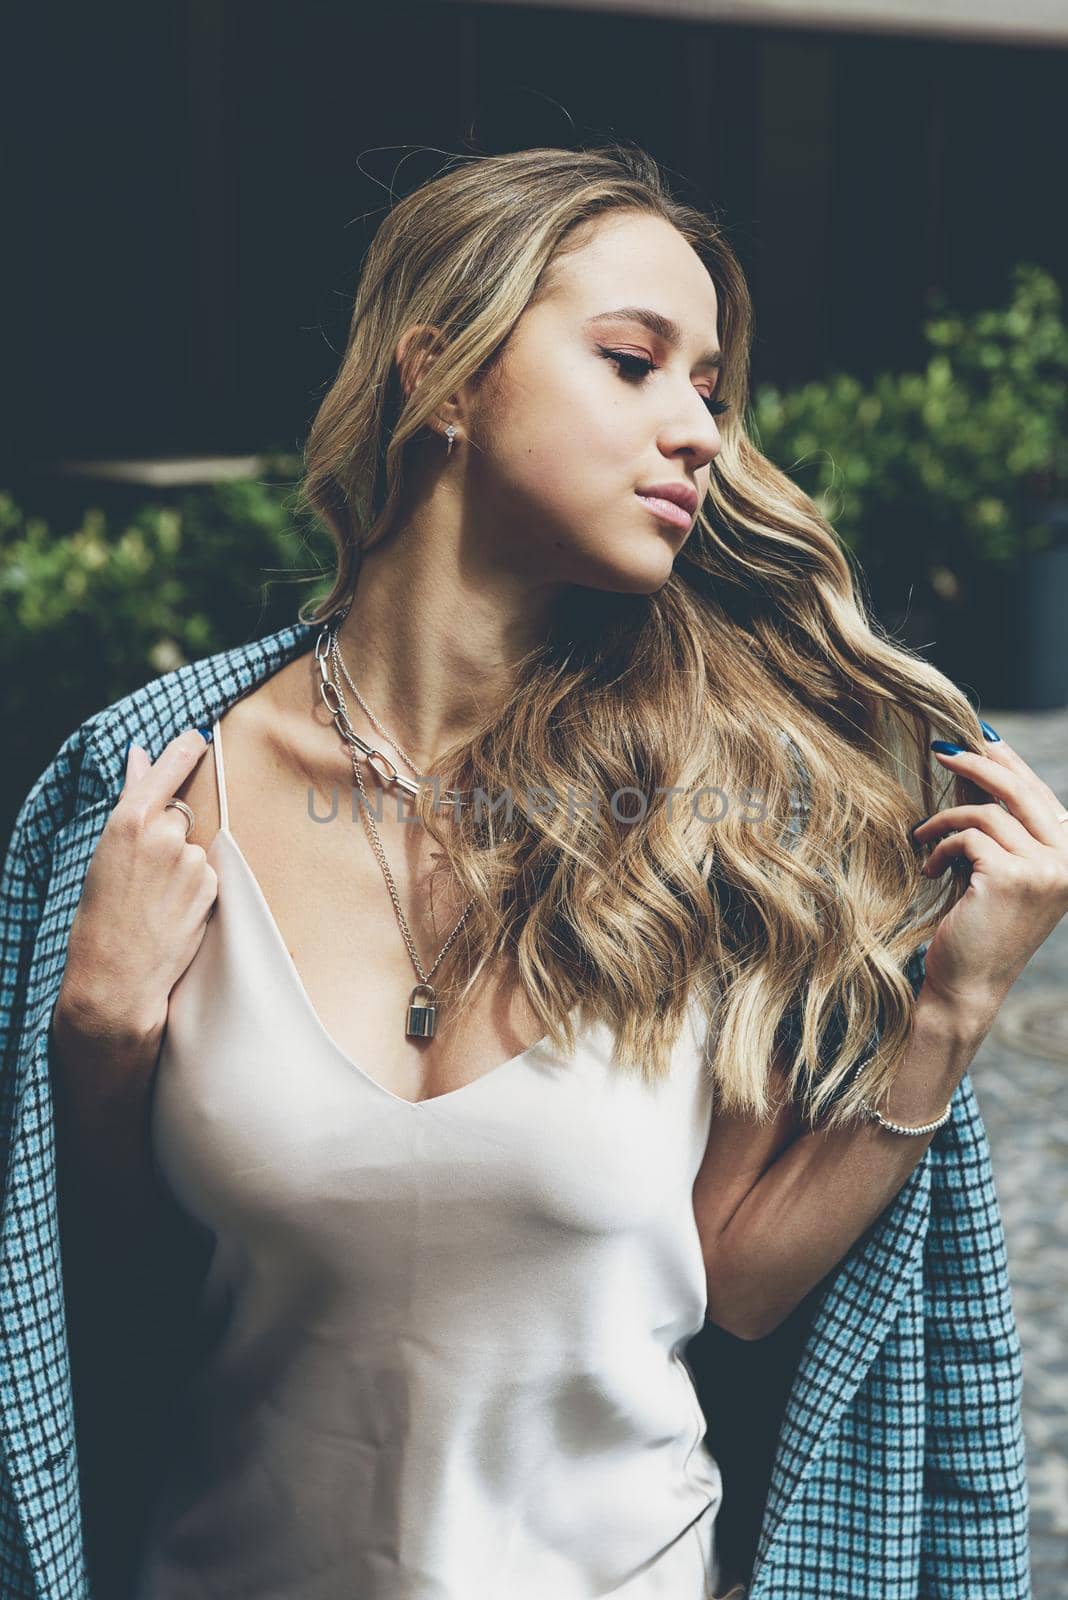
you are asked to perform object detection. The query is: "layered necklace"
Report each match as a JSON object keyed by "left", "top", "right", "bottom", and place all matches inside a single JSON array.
[{"left": 314, "top": 605, "right": 476, "bottom": 1039}]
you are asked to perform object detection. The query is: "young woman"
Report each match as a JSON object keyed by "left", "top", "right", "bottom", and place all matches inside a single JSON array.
[{"left": 3, "top": 144, "right": 1065, "bottom": 1599}]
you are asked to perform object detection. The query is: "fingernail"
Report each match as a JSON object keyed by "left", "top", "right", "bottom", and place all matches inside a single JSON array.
[
  {"left": 911, "top": 815, "right": 931, "bottom": 834},
  {"left": 196, "top": 725, "right": 213, "bottom": 743},
  {"left": 979, "top": 719, "right": 1001, "bottom": 742},
  {"left": 124, "top": 738, "right": 134, "bottom": 758},
  {"left": 931, "top": 740, "right": 965, "bottom": 755}
]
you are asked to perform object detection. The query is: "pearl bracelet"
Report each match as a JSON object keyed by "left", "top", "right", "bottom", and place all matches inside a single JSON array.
[{"left": 860, "top": 1096, "right": 953, "bottom": 1136}]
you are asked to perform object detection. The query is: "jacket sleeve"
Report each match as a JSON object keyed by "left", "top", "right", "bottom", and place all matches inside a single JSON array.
[
  {"left": 919, "top": 1067, "right": 1030, "bottom": 1597},
  {"left": 3, "top": 728, "right": 217, "bottom": 1600},
  {"left": 0, "top": 728, "right": 93, "bottom": 1600}
]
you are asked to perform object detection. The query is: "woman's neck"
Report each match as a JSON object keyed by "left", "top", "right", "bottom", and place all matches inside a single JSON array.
[{"left": 328, "top": 528, "right": 561, "bottom": 769}]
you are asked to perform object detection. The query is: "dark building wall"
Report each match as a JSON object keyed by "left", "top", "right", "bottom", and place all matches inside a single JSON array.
[{"left": 4, "top": 1, "right": 1066, "bottom": 469}]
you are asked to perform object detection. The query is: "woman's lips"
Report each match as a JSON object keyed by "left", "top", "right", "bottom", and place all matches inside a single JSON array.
[{"left": 635, "top": 492, "right": 693, "bottom": 530}]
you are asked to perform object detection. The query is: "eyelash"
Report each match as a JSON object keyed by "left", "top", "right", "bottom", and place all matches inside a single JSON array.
[{"left": 598, "top": 347, "right": 730, "bottom": 417}]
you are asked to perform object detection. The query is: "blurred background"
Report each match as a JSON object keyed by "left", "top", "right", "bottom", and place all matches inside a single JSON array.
[{"left": 3, "top": 0, "right": 1066, "bottom": 1589}]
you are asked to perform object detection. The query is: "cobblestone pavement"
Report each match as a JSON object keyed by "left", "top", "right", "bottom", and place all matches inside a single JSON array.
[{"left": 961, "top": 706, "right": 1068, "bottom": 1597}]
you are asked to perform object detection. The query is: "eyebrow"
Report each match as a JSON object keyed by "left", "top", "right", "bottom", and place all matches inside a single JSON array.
[{"left": 583, "top": 306, "right": 723, "bottom": 370}]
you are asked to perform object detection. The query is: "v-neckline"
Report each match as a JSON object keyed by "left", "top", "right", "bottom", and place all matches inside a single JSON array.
[{"left": 208, "top": 825, "right": 579, "bottom": 1111}]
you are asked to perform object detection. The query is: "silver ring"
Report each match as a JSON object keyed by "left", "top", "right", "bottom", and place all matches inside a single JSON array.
[{"left": 164, "top": 798, "right": 195, "bottom": 838}]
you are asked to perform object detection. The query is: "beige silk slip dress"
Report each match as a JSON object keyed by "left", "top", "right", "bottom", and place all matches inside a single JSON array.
[{"left": 132, "top": 715, "right": 743, "bottom": 1599}]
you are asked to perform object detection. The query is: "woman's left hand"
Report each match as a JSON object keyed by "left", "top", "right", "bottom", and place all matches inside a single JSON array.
[{"left": 911, "top": 731, "right": 1068, "bottom": 1016}]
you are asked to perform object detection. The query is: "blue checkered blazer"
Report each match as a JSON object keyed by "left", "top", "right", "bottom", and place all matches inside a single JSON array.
[{"left": 1, "top": 619, "right": 1031, "bottom": 1598}]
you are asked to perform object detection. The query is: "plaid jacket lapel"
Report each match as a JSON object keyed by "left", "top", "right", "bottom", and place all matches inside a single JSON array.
[
  {"left": 0, "top": 619, "right": 317, "bottom": 1596},
  {"left": 747, "top": 1131, "right": 933, "bottom": 1595}
]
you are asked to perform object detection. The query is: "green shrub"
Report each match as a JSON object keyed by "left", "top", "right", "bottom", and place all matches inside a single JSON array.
[
  {"left": 1, "top": 457, "right": 334, "bottom": 833},
  {"left": 748, "top": 264, "right": 1068, "bottom": 600}
]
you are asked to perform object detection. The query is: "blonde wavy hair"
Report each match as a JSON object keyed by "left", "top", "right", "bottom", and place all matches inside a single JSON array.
[{"left": 295, "top": 143, "right": 986, "bottom": 1132}]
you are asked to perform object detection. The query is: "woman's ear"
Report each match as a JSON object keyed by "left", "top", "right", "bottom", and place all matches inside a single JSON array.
[{"left": 394, "top": 324, "right": 445, "bottom": 405}]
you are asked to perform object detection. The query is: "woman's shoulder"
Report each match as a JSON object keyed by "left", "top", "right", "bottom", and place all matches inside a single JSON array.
[
  {"left": 89, "top": 617, "right": 317, "bottom": 764},
  {"left": 10, "top": 619, "right": 317, "bottom": 865}
]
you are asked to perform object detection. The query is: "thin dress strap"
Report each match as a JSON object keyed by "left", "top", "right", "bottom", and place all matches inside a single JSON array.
[{"left": 212, "top": 718, "right": 230, "bottom": 833}]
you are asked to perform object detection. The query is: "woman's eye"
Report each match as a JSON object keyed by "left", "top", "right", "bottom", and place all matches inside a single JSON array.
[
  {"left": 599, "top": 347, "right": 729, "bottom": 419},
  {"left": 600, "top": 348, "right": 655, "bottom": 382}
]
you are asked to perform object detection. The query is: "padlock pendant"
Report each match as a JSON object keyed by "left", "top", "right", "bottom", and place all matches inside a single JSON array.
[{"left": 406, "top": 982, "right": 438, "bottom": 1038}]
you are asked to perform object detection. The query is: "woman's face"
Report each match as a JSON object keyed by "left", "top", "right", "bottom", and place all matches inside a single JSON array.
[{"left": 461, "top": 209, "right": 725, "bottom": 595}]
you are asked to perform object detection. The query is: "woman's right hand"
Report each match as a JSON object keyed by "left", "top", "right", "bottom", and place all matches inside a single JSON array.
[{"left": 55, "top": 728, "right": 219, "bottom": 1047}]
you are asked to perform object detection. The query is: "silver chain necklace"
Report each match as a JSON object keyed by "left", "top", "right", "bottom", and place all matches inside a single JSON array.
[
  {"left": 330, "top": 630, "right": 424, "bottom": 780},
  {"left": 314, "top": 610, "right": 476, "bottom": 1039}
]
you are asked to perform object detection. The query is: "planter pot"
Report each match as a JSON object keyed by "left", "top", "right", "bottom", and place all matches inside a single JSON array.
[
  {"left": 875, "top": 505, "right": 1068, "bottom": 711},
  {"left": 1013, "top": 539, "right": 1068, "bottom": 710},
  {"left": 935, "top": 543, "right": 1068, "bottom": 711}
]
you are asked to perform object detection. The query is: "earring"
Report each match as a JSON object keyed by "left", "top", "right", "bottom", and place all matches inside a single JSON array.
[{"left": 445, "top": 424, "right": 457, "bottom": 456}]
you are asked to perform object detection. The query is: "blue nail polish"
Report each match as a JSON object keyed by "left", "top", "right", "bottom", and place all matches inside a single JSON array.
[
  {"left": 197, "top": 725, "right": 213, "bottom": 743},
  {"left": 124, "top": 738, "right": 133, "bottom": 758},
  {"left": 931, "top": 740, "right": 965, "bottom": 755},
  {"left": 979, "top": 719, "right": 1001, "bottom": 742}
]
